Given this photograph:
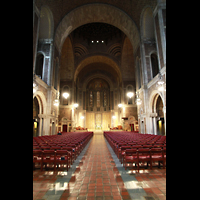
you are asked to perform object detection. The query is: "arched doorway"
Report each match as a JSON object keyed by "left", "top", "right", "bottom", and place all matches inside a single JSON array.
[
  {"left": 156, "top": 96, "right": 165, "bottom": 135},
  {"left": 33, "top": 91, "right": 47, "bottom": 136},
  {"left": 151, "top": 93, "right": 165, "bottom": 135},
  {"left": 33, "top": 97, "right": 39, "bottom": 137}
]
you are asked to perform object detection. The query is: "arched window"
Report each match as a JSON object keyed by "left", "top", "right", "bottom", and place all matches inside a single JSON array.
[
  {"left": 151, "top": 53, "right": 159, "bottom": 78},
  {"left": 97, "top": 91, "right": 100, "bottom": 108},
  {"left": 89, "top": 91, "right": 93, "bottom": 107},
  {"left": 103, "top": 91, "right": 107, "bottom": 107},
  {"left": 38, "top": 6, "right": 54, "bottom": 39},
  {"left": 35, "top": 53, "right": 44, "bottom": 79}
]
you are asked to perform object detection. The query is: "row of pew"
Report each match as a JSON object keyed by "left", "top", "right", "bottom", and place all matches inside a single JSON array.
[
  {"left": 33, "top": 132, "right": 93, "bottom": 171},
  {"left": 104, "top": 131, "right": 166, "bottom": 172}
]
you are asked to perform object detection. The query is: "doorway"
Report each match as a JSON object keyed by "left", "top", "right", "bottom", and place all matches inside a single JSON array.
[
  {"left": 33, "top": 97, "right": 39, "bottom": 137},
  {"left": 155, "top": 96, "right": 165, "bottom": 135},
  {"left": 63, "top": 125, "right": 68, "bottom": 132},
  {"left": 33, "top": 120, "right": 39, "bottom": 137}
]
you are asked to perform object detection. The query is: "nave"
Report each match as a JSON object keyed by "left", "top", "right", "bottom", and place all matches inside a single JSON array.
[{"left": 33, "top": 132, "right": 166, "bottom": 200}]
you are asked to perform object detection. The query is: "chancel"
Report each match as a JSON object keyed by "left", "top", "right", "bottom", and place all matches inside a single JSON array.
[{"left": 33, "top": 0, "right": 166, "bottom": 199}]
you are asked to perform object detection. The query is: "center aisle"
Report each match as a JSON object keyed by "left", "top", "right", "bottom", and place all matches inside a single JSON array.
[{"left": 60, "top": 132, "right": 132, "bottom": 200}]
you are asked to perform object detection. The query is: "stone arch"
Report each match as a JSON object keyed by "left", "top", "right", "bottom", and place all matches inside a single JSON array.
[
  {"left": 39, "top": 6, "right": 54, "bottom": 39},
  {"left": 54, "top": 3, "right": 140, "bottom": 54},
  {"left": 149, "top": 90, "right": 165, "bottom": 114},
  {"left": 33, "top": 91, "right": 47, "bottom": 115},
  {"left": 140, "top": 6, "right": 155, "bottom": 41},
  {"left": 74, "top": 55, "right": 122, "bottom": 83},
  {"left": 121, "top": 36, "right": 135, "bottom": 81},
  {"left": 83, "top": 74, "right": 114, "bottom": 91},
  {"left": 149, "top": 90, "right": 166, "bottom": 135}
]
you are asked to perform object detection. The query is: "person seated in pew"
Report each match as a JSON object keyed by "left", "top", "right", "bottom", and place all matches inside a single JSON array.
[{"left": 57, "top": 131, "right": 62, "bottom": 135}]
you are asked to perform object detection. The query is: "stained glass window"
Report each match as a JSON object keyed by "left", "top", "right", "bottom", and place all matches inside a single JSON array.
[
  {"left": 97, "top": 91, "right": 100, "bottom": 107},
  {"left": 89, "top": 91, "right": 93, "bottom": 107},
  {"left": 104, "top": 91, "right": 107, "bottom": 107}
]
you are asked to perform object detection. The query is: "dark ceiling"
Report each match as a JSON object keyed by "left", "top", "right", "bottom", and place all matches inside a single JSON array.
[
  {"left": 73, "top": 22, "right": 123, "bottom": 43},
  {"left": 77, "top": 62, "right": 119, "bottom": 84}
]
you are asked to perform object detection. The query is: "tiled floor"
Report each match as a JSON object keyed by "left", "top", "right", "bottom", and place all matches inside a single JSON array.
[{"left": 33, "top": 131, "right": 166, "bottom": 200}]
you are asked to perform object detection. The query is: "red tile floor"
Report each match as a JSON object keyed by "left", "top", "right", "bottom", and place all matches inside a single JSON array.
[{"left": 33, "top": 132, "right": 166, "bottom": 200}]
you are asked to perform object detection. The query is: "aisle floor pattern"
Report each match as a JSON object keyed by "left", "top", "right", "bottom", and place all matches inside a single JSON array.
[{"left": 33, "top": 132, "right": 166, "bottom": 200}]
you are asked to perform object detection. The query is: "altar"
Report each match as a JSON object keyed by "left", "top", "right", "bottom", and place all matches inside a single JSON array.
[{"left": 95, "top": 124, "right": 102, "bottom": 130}]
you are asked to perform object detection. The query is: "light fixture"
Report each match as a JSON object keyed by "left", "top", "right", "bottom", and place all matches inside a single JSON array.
[
  {"left": 74, "top": 103, "right": 79, "bottom": 108},
  {"left": 156, "top": 72, "right": 166, "bottom": 91},
  {"left": 33, "top": 73, "right": 38, "bottom": 94},
  {"left": 63, "top": 92, "right": 69, "bottom": 99},
  {"left": 53, "top": 91, "right": 60, "bottom": 106},
  {"left": 97, "top": 40, "right": 99, "bottom": 43},
  {"left": 135, "top": 91, "right": 142, "bottom": 105},
  {"left": 102, "top": 40, "right": 104, "bottom": 43},
  {"left": 118, "top": 103, "right": 122, "bottom": 108},
  {"left": 53, "top": 99, "right": 59, "bottom": 106},
  {"left": 91, "top": 40, "right": 94, "bottom": 43},
  {"left": 127, "top": 92, "right": 134, "bottom": 98}
]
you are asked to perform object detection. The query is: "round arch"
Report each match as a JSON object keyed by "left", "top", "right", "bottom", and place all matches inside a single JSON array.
[
  {"left": 39, "top": 5, "right": 54, "bottom": 39},
  {"left": 140, "top": 6, "right": 155, "bottom": 41},
  {"left": 74, "top": 55, "right": 122, "bottom": 83},
  {"left": 54, "top": 3, "right": 140, "bottom": 54},
  {"left": 82, "top": 73, "right": 114, "bottom": 91},
  {"left": 149, "top": 90, "right": 166, "bottom": 135},
  {"left": 33, "top": 91, "right": 47, "bottom": 115},
  {"left": 149, "top": 90, "right": 165, "bottom": 113}
]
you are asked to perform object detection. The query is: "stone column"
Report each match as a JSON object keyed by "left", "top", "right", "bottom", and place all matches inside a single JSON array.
[{"left": 153, "top": 117, "right": 157, "bottom": 135}]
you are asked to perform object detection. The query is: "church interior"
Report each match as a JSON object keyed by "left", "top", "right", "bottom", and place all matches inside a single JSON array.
[{"left": 33, "top": 0, "right": 166, "bottom": 199}]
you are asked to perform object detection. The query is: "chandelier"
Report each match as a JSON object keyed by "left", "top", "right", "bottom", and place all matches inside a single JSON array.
[
  {"left": 127, "top": 92, "right": 133, "bottom": 98},
  {"left": 63, "top": 92, "right": 69, "bottom": 99}
]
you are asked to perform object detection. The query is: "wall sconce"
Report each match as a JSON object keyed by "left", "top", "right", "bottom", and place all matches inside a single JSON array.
[
  {"left": 53, "top": 99, "right": 59, "bottom": 106},
  {"left": 33, "top": 73, "right": 38, "bottom": 94},
  {"left": 118, "top": 104, "right": 122, "bottom": 108},
  {"left": 74, "top": 103, "right": 79, "bottom": 108},
  {"left": 135, "top": 91, "right": 142, "bottom": 105},
  {"left": 156, "top": 72, "right": 166, "bottom": 91},
  {"left": 53, "top": 91, "right": 60, "bottom": 106}
]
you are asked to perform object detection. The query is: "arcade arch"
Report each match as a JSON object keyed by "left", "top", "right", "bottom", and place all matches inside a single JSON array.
[
  {"left": 33, "top": 91, "right": 47, "bottom": 136},
  {"left": 149, "top": 91, "right": 166, "bottom": 135},
  {"left": 54, "top": 3, "right": 140, "bottom": 54}
]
